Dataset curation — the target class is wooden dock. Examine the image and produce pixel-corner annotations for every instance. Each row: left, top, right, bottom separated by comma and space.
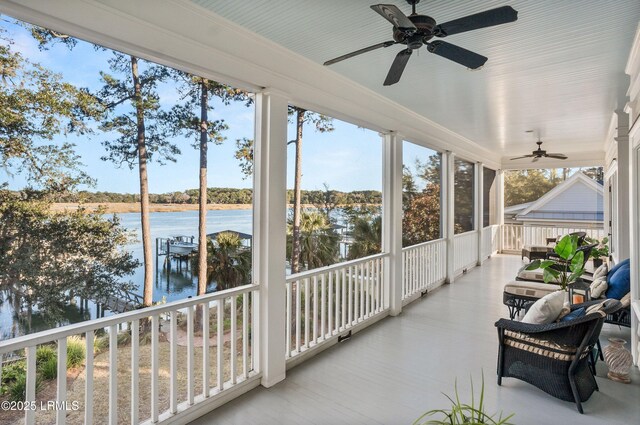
95, 290, 144, 313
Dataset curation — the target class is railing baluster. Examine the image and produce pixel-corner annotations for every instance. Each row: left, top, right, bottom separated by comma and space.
25, 346, 36, 425
328, 270, 333, 335
170, 311, 178, 414
56, 338, 67, 425
242, 293, 248, 379
217, 299, 224, 390
108, 325, 117, 425
85, 331, 94, 425
286, 282, 291, 357
304, 277, 310, 348
230, 295, 237, 385
341, 268, 347, 330
359, 262, 364, 321
295, 279, 301, 352
151, 315, 159, 421
320, 273, 326, 339
131, 319, 139, 424
334, 270, 340, 333
187, 306, 194, 405
348, 265, 353, 326
312, 275, 318, 343
203, 302, 210, 397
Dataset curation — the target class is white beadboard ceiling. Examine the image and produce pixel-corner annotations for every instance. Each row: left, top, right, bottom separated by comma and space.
191, 0, 640, 159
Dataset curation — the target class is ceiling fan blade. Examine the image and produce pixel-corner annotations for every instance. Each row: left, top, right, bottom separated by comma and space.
435, 6, 518, 37
427, 41, 487, 69
384, 49, 412, 86
546, 154, 568, 160
510, 155, 535, 160
324, 41, 397, 66
371, 4, 417, 34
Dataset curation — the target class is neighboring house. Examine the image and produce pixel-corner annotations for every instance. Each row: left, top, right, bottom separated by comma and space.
505, 173, 603, 227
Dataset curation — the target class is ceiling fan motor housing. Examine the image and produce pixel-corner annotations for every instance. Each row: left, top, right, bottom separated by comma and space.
393, 14, 436, 47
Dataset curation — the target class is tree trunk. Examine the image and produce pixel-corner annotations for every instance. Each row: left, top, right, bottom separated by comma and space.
131, 56, 154, 307
291, 108, 305, 274
197, 80, 209, 296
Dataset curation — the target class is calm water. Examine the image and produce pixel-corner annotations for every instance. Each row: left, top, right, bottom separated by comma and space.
0, 209, 253, 339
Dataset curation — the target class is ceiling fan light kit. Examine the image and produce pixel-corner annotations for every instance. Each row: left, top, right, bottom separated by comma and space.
323, 0, 518, 85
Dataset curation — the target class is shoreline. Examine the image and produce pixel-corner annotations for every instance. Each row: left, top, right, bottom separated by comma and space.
50, 202, 253, 213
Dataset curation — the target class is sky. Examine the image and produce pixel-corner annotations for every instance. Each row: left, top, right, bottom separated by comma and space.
0, 18, 443, 195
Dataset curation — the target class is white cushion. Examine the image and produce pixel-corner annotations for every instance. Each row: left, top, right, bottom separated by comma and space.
504, 280, 558, 298
593, 263, 608, 280
590, 277, 608, 299
522, 291, 566, 324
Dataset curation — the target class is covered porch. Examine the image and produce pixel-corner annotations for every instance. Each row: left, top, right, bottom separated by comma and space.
194, 254, 640, 425
1, 1, 640, 424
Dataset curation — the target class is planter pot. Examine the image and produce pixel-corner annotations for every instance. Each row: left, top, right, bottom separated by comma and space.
604, 338, 632, 383
593, 258, 603, 268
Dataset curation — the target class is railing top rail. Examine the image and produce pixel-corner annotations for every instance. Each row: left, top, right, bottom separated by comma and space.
0, 284, 258, 354
286, 252, 388, 282
401, 238, 446, 252
453, 230, 478, 239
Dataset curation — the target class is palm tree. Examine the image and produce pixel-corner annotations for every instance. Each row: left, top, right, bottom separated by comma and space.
204, 232, 252, 291
347, 215, 382, 260
287, 211, 339, 271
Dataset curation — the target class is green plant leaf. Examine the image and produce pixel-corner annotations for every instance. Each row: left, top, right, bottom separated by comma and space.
539, 260, 555, 269
554, 235, 577, 260
543, 267, 560, 284
525, 260, 541, 270
570, 251, 584, 273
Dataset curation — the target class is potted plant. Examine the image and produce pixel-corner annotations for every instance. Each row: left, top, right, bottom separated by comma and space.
525, 234, 585, 291
413, 374, 514, 425
586, 236, 609, 268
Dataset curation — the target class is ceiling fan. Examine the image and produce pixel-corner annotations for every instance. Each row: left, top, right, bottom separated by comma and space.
323, 0, 518, 86
510, 140, 568, 162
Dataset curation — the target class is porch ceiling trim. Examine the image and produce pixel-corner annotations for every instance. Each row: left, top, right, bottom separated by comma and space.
0, 0, 501, 168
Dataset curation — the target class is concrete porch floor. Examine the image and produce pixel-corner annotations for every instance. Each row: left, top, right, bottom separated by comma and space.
193, 254, 640, 425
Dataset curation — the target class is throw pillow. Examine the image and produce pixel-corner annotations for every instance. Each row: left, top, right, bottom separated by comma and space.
593, 263, 608, 280
606, 264, 630, 300
590, 277, 608, 299
521, 291, 565, 324
560, 307, 586, 322
607, 258, 630, 279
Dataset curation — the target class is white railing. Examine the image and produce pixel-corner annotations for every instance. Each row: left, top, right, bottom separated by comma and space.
482, 225, 500, 259
500, 224, 605, 253
285, 253, 387, 360
402, 239, 446, 302
0, 285, 259, 425
453, 231, 478, 273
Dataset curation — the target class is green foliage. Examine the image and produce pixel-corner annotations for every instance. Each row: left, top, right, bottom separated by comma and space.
193, 232, 252, 290
7, 370, 42, 401
347, 215, 382, 260
0, 192, 139, 319
402, 154, 441, 246
286, 211, 340, 268
1, 361, 26, 395
0, 28, 101, 192
526, 234, 585, 290
414, 374, 514, 425
36, 345, 56, 365
587, 237, 609, 259
454, 158, 475, 234
234, 138, 254, 178
93, 334, 110, 354
66, 336, 85, 368
38, 356, 58, 380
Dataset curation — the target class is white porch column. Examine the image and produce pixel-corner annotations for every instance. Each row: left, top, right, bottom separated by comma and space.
495, 170, 505, 253
442, 151, 456, 283
616, 121, 631, 260
476, 163, 484, 265
382, 132, 403, 316
253, 90, 288, 387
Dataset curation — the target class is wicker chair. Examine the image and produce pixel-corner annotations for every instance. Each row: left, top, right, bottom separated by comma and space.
495, 299, 622, 413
